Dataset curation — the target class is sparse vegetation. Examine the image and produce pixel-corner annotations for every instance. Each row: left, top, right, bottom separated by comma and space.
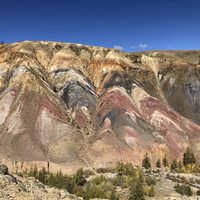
22, 166, 119, 199
174, 183, 193, 196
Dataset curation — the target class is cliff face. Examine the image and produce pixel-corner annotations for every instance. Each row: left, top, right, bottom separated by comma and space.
0, 41, 200, 173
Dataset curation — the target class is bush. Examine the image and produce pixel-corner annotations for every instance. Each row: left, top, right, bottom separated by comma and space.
96, 168, 107, 173
181, 176, 188, 183
85, 181, 116, 200
83, 169, 95, 178
111, 176, 126, 187
174, 183, 193, 196
145, 176, 157, 186
92, 174, 107, 185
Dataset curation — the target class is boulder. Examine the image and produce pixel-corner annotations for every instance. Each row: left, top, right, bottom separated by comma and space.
0, 163, 8, 175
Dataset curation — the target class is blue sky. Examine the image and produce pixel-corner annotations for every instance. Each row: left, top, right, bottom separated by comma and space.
1, 0, 200, 52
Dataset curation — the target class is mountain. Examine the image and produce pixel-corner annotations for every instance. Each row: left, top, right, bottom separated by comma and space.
0, 41, 200, 173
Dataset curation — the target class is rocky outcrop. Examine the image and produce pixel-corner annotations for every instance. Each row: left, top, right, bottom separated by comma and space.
0, 41, 200, 173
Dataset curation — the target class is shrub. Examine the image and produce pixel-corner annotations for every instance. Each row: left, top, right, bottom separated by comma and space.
145, 176, 157, 186
83, 169, 95, 178
92, 174, 107, 185
181, 176, 188, 183
196, 179, 200, 184
174, 183, 193, 196
145, 169, 151, 174
111, 176, 126, 187
96, 167, 109, 173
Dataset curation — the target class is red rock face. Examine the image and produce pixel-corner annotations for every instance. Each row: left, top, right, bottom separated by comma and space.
1, 41, 200, 173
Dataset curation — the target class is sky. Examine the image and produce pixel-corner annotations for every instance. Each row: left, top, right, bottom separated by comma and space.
0, 0, 200, 52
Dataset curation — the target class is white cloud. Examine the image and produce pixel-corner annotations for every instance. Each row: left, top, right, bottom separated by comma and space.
169, 45, 171, 48
131, 46, 136, 49
114, 45, 123, 50
139, 44, 147, 48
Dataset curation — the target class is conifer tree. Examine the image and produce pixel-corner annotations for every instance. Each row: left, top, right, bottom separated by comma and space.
163, 154, 169, 167
116, 162, 127, 177
142, 153, 151, 169
171, 158, 178, 170
73, 168, 86, 186
149, 184, 155, 197
178, 160, 183, 169
156, 158, 161, 168
109, 189, 119, 200
33, 165, 38, 178
183, 147, 196, 166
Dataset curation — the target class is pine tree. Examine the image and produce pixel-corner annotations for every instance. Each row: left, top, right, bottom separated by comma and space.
73, 168, 86, 186
178, 160, 183, 169
109, 190, 119, 200
32, 165, 38, 178
142, 153, 151, 169
187, 185, 193, 196
163, 154, 169, 167
149, 184, 155, 197
28, 167, 33, 177
171, 159, 178, 170
156, 158, 161, 168
183, 147, 196, 166
116, 162, 127, 177
129, 180, 145, 200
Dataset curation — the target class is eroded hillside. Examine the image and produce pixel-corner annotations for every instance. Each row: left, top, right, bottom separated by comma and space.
0, 41, 200, 173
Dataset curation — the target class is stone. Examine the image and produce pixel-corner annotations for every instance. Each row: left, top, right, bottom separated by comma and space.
0, 163, 8, 175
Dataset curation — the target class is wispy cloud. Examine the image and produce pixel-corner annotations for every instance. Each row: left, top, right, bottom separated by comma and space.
131, 46, 136, 49
169, 45, 171, 48
114, 45, 123, 50
139, 44, 147, 48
